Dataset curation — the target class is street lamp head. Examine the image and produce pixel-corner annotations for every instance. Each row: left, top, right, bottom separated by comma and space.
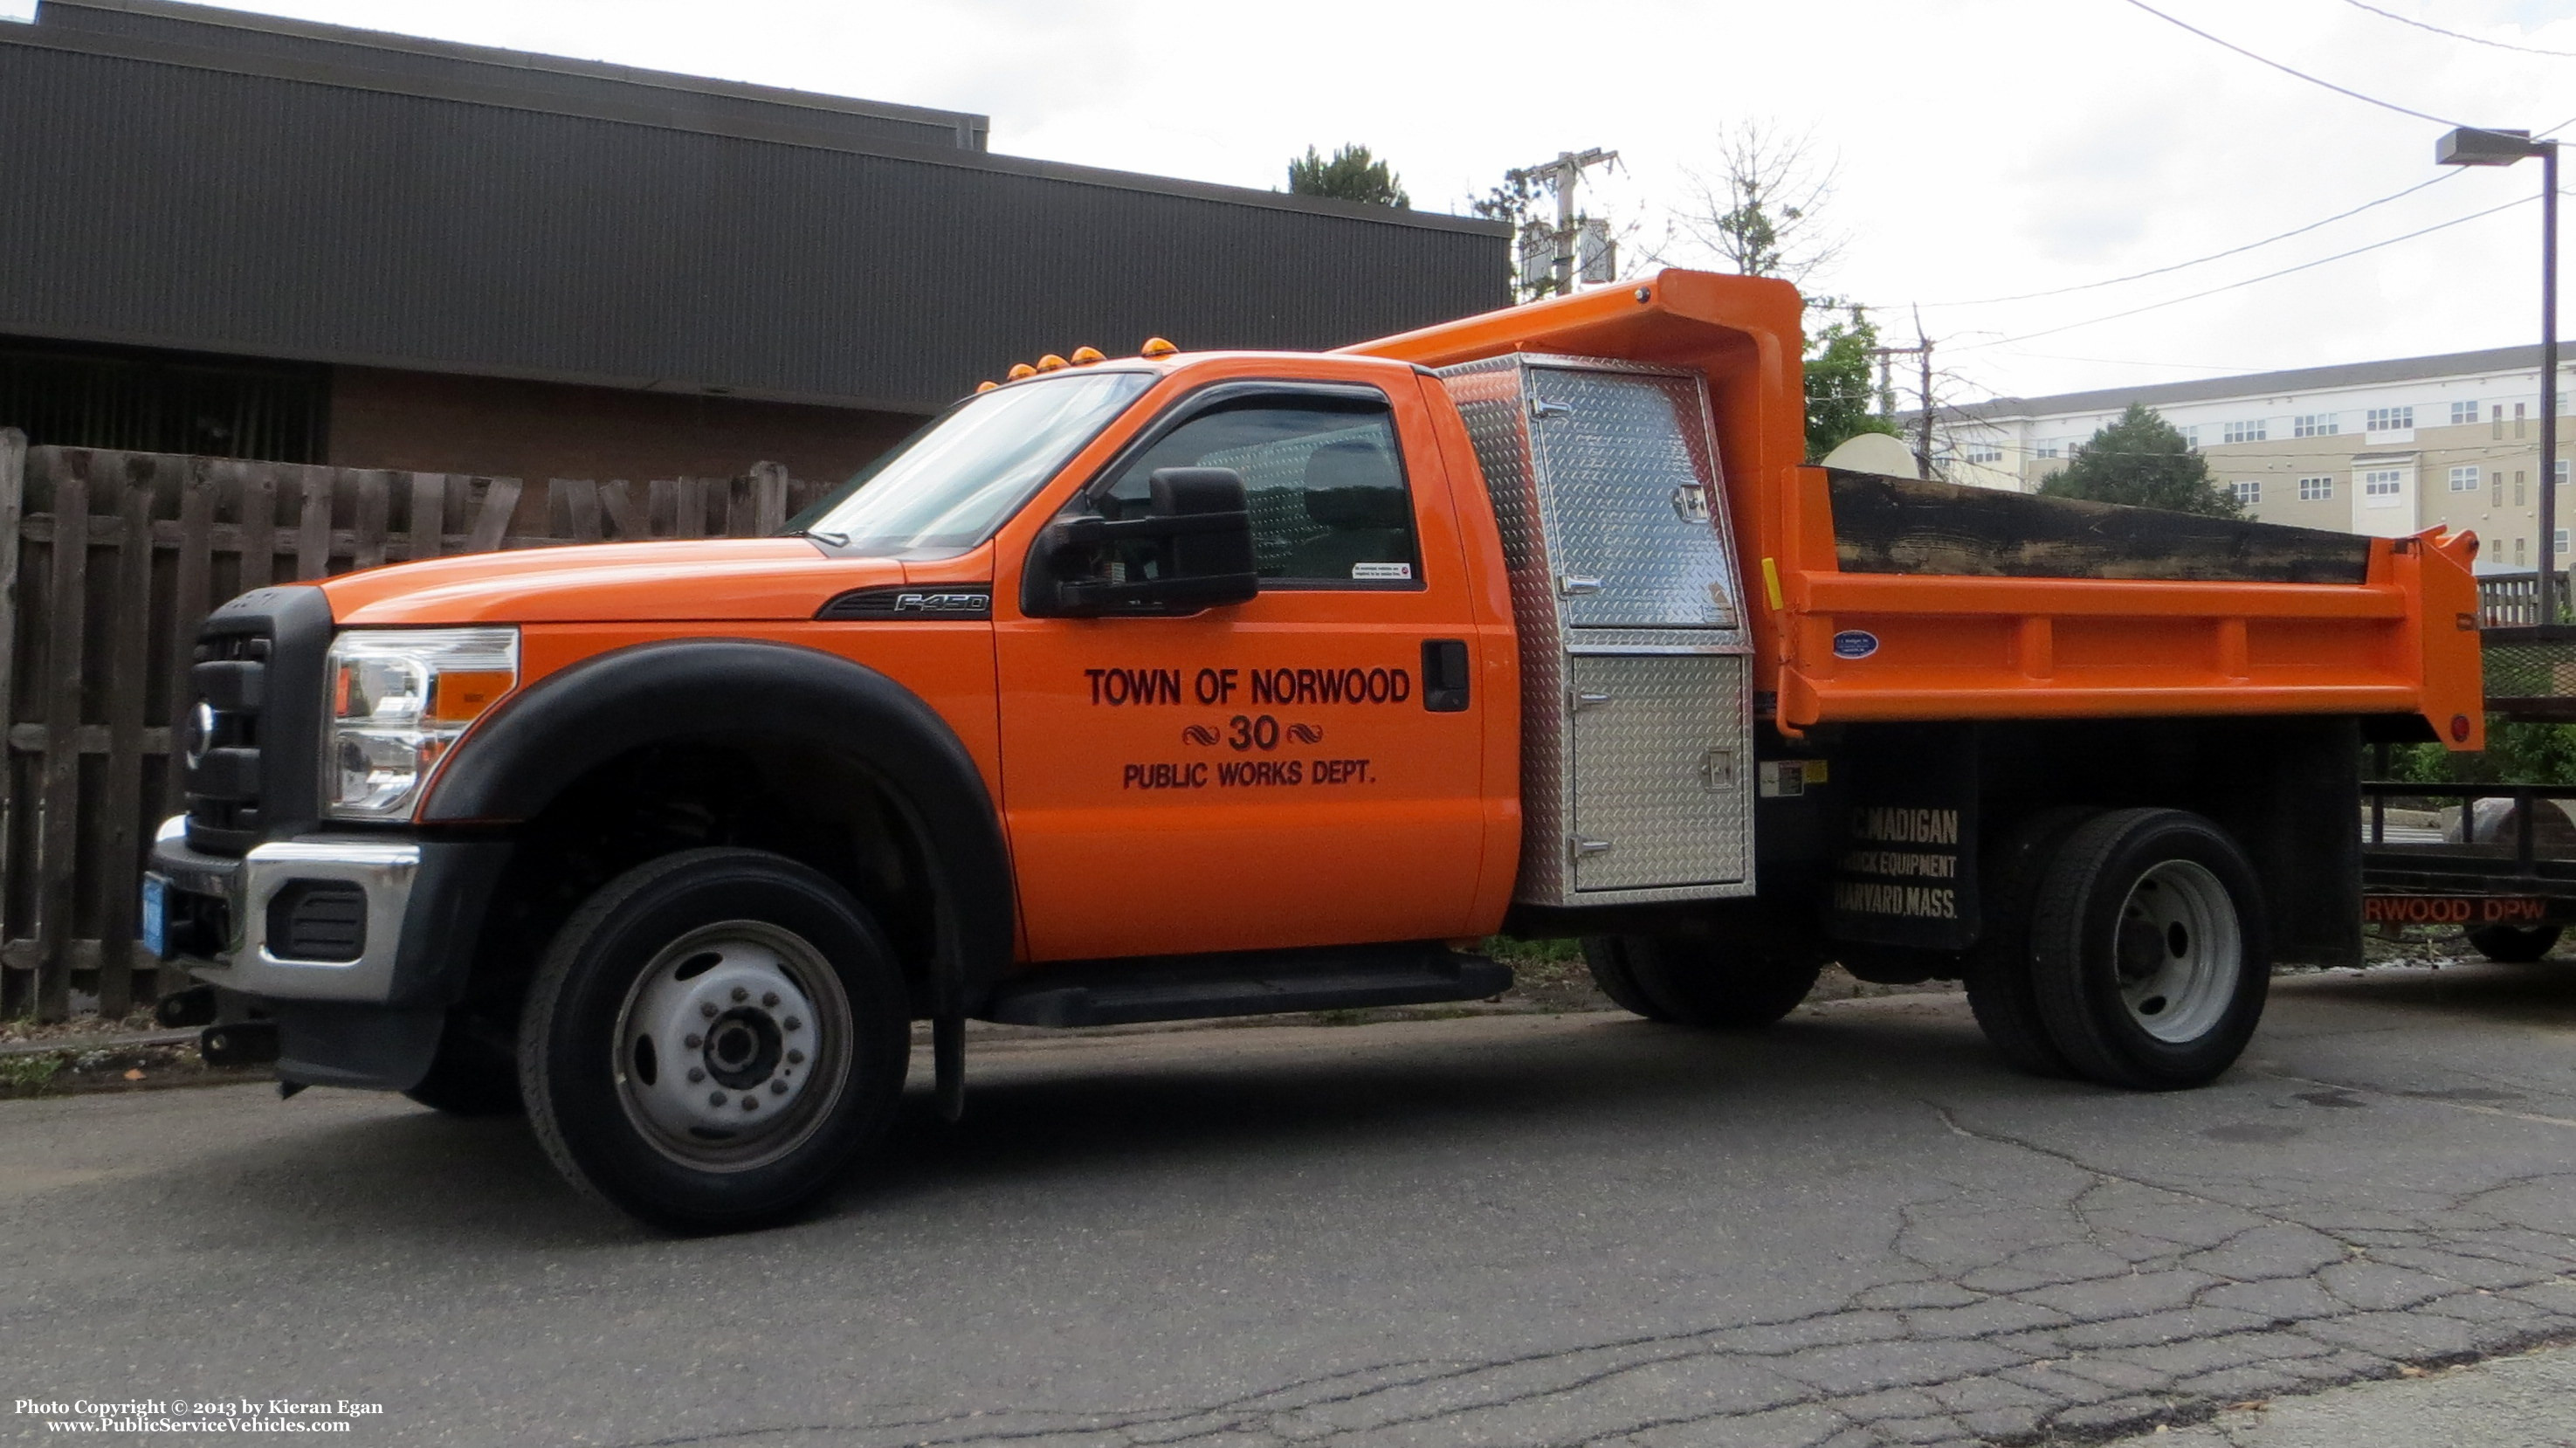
2437, 127, 2545, 167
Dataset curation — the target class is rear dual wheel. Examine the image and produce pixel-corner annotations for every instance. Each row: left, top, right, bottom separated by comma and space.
1974, 808, 2269, 1091
1583, 904, 1827, 1030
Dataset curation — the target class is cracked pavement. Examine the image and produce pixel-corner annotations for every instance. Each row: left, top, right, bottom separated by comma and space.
5, 962, 2574, 1447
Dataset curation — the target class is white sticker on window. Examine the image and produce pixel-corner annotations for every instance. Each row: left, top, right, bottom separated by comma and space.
1350, 562, 1412, 581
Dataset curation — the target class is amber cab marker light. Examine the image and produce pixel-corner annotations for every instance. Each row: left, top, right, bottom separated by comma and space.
1036, 353, 1069, 372
1007, 362, 1037, 381
975, 380, 999, 392
1069, 346, 1105, 366
1140, 337, 1178, 358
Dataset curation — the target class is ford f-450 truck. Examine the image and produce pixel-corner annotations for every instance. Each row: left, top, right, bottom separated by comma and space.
146, 271, 2485, 1230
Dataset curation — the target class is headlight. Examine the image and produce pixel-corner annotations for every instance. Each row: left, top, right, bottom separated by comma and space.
323, 627, 520, 820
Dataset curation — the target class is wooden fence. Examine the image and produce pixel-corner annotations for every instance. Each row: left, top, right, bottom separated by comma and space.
0, 428, 830, 1021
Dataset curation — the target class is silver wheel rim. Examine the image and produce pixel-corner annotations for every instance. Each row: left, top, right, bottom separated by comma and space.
612, 921, 851, 1172
2112, 859, 2242, 1043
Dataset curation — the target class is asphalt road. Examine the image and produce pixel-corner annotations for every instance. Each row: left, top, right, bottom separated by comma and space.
5, 963, 2574, 1448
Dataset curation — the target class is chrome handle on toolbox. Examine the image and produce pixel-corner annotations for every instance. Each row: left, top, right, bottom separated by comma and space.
1570, 836, 1613, 859
1572, 689, 1612, 710
1559, 574, 1603, 596
1701, 748, 1739, 790
1528, 398, 1571, 420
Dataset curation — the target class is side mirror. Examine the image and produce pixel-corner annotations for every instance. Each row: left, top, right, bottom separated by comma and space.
1030, 467, 1260, 617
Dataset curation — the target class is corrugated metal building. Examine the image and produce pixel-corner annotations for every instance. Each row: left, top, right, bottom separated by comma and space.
0, 0, 1509, 482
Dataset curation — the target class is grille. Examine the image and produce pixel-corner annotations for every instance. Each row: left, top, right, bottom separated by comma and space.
266, 880, 366, 962
183, 631, 272, 853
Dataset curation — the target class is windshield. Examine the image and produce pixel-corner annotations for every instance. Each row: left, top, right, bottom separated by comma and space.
794, 370, 1155, 556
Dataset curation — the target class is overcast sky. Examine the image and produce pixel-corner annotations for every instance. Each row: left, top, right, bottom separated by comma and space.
154, 0, 2576, 407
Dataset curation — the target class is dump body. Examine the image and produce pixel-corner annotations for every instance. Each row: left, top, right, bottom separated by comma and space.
1350, 269, 2487, 751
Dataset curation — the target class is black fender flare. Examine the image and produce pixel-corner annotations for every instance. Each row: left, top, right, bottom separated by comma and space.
424, 638, 1014, 1016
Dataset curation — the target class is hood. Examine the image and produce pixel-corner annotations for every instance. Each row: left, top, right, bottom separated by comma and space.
321, 538, 906, 625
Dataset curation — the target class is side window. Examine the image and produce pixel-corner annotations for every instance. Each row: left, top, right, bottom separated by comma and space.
1100, 392, 1419, 587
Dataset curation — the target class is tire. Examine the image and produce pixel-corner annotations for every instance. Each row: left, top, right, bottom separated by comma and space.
403, 1011, 521, 1116
1962, 808, 2094, 1079
2466, 923, 2561, 963
519, 848, 910, 1232
2028, 809, 2269, 1092
1585, 906, 1826, 1030
1581, 936, 1676, 1021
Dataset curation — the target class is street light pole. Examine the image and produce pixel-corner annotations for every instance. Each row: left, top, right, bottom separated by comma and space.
2439, 127, 2561, 623
2545, 141, 2559, 623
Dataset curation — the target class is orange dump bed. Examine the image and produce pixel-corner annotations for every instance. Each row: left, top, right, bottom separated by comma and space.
1347, 269, 2487, 751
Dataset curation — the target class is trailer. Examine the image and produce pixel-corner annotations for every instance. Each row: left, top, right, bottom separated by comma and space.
2362, 617, 2576, 961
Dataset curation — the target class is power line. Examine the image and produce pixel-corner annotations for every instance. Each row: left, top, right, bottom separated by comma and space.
2116, 0, 2472, 128
1999, 350, 2281, 372
1958, 190, 2548, 351
1900, 112, 2576, 321
1916, 174, 2458, 307
2340, 0, 2576, 59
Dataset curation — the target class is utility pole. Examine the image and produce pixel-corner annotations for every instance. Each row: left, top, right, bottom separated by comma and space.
1870, 323, 1937, 477
1508, 148, 1619, 296
1918, 328, 1936, 479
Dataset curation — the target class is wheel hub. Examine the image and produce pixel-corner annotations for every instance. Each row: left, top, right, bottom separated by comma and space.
616, 927, 829, 1153
2113, 859, 2242, 1044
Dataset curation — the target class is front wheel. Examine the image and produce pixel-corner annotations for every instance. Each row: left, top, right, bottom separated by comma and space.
520, 848, 910, 1232
2028, 809, 2269, 1091
2466, 923, 2561, 963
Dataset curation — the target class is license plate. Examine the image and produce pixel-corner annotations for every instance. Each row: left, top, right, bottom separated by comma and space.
141, 873, 169, 958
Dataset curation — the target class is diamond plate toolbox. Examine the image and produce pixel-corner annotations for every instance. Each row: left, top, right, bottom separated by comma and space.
1434, 355, 1756, 907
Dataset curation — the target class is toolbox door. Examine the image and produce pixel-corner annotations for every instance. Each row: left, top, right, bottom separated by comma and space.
1566, 652, 1751, 891
1524, 366, 1740, 631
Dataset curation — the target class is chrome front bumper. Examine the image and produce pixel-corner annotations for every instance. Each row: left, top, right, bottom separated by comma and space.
148, 814, 423, 1003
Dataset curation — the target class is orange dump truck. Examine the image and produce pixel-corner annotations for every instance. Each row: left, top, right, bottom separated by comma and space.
145, 270, 2483, 1228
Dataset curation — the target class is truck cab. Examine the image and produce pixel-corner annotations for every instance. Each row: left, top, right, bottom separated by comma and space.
148, 271, 2484, 1230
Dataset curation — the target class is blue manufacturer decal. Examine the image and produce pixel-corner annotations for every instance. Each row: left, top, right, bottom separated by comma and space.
1831, 630, 1880, 660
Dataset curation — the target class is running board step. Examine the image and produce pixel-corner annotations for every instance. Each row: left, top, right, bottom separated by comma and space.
980, 944, 1513, 1029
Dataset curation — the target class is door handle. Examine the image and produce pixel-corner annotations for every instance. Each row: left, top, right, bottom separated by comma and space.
1571, 690, 1612, 710
1422, 638, 1471, 713
1570, 836, 1613, 860
1701, 748, 1739, 790
1559, 574, 1603, 596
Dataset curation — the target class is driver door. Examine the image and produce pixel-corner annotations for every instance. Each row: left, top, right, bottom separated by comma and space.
994, 380, 1491, 962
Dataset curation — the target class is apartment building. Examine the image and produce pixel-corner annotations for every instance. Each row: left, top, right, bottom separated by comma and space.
1945, 346, 2573, 570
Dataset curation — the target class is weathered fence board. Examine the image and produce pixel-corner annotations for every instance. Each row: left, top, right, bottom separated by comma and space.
0, 431, 832, 1020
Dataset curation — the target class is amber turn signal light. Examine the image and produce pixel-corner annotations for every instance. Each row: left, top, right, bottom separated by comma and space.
429, 670, 516, 726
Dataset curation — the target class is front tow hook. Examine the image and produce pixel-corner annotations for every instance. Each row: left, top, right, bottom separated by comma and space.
155, 984, 217, 1029
199, 1021, 279, 1067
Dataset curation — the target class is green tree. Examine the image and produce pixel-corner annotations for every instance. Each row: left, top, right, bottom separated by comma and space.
1804, 303, 1901, 462
2039, 403, 2243, 518
2385, 721, 2576, 787
1286, 145, 1409, 209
